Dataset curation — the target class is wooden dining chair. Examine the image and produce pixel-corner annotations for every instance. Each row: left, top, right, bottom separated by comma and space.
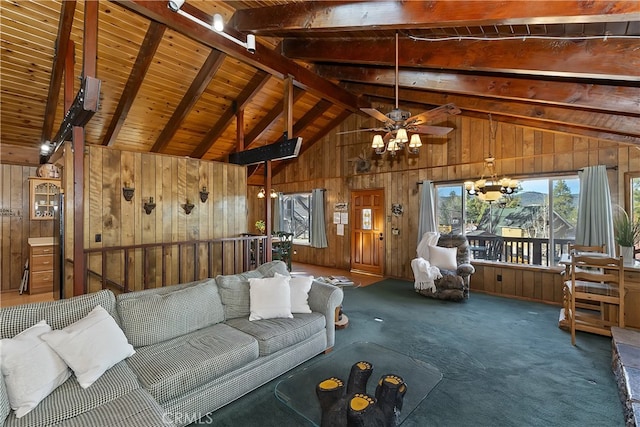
561, 244, 607, 327
567, 254, 624, 345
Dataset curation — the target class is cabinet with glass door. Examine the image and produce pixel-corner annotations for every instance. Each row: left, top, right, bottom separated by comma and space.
29, 178, 60, 220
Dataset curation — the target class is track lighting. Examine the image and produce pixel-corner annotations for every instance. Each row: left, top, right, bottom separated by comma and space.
167, 0, 184, 12
167, 2, 256, 53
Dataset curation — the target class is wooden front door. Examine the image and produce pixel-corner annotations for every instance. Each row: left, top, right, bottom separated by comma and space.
351, 189, 385, 276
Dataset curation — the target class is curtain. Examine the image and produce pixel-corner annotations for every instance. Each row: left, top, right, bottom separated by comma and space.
575, 165, 616, 256
310, 188, 328, 248
273, 193, 284, 232
417, 180, 438, 244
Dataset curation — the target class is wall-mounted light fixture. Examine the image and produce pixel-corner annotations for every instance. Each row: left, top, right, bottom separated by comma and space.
122, 183, 135, 202
167, 1, 256, 53
182, 199, 195, 215
257, 188, 277, 199
143, 197, 156, 215
200, 186, 209, 203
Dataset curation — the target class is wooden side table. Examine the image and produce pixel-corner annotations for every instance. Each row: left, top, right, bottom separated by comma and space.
335, 306, 349, 329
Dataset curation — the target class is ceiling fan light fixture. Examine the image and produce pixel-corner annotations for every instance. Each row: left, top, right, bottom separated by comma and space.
395, 128, 408, 143
409, 134, 422, 148
387, 139, 400, 152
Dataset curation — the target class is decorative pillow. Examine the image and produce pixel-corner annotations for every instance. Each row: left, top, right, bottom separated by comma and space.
0, 320, 71, 418
276, 273, 313, 313
428, 245, 458, 271
41, 305, 135, 389
248, 276, 293, 321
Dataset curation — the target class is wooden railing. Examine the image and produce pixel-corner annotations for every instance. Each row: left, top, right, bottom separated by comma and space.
467, 236, 574, 267
84, 235, 268, 294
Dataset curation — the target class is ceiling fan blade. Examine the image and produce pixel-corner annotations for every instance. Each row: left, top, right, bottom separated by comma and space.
405, 103, 461, 125
414, 125, 455, 136
336, 127, 387, 135
360, 108, 393, 124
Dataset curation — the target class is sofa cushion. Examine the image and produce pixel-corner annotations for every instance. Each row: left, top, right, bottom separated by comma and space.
2, 361, 140, 427
225, 312, 325, 356
0, 290, 116, 339
116, 279, 224, 347
126, 323, 259, 404
51, 388, 172, 427
216, 261, 289, 320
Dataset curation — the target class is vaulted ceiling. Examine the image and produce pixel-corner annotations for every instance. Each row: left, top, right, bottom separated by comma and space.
1, 1, 639, 183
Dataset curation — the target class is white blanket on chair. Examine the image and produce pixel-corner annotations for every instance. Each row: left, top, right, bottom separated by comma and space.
411, 257, 442, 293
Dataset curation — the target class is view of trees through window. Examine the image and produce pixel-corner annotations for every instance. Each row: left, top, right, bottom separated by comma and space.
280, 193, 311, 245
631, 176, 640, 224
436, 177, 580, 266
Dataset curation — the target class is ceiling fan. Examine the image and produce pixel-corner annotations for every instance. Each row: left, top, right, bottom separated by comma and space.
338, 33, 461, 154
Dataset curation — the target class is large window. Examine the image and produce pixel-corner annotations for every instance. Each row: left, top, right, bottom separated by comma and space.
435, 176, 580, 266
279, 193, 312, 245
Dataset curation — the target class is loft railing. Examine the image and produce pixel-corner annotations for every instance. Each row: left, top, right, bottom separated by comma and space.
83, 235, 268, 294
466, 236, 574, 267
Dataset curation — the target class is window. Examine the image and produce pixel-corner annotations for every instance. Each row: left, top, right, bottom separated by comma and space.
280, 193, 312, 245
629, 173, 640, 223
435, 176, 580, 266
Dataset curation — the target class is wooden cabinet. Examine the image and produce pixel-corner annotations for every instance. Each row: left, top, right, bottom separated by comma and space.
28, 237, 55, 294
29, 178, 60, 220
624, 265, 640, 330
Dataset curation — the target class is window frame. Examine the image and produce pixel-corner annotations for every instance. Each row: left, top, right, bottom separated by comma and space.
279, 192, 312, 246
434, 174, 580, 267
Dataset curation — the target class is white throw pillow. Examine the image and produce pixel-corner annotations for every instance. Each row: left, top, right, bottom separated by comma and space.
41, 305, 135, 389
428, 245, 458, 271
248, 276, 293, 321
276, 273, 313, 313
0, 320, 71, 418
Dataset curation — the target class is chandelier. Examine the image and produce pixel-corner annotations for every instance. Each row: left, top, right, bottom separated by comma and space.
464, 114, 518, 202
257, 188, 277, 199
371, 128, 422, 156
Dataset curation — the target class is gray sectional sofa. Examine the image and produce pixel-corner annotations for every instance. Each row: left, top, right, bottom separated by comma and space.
0, 261, 343, 427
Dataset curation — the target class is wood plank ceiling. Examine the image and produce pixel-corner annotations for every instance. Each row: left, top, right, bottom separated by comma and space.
1, 1, 639, 183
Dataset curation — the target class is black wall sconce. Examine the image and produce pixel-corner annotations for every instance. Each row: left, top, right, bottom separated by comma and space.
200, 186, 209, 203
122, 183, 134, 201
182, 199, 195, 215
143, 197, 156, 215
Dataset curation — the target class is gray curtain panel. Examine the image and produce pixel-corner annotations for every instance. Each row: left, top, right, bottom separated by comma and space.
575, 165, 616, 256
310, 188, 328, 248
417, 180, 437, 244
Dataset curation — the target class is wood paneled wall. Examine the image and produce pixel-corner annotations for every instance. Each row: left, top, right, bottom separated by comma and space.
0, 164, 53, 293
84, 145, 248, 293
268, 107, 639, 301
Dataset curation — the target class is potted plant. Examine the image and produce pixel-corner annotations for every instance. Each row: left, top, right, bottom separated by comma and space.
255, 220, 266, 234
613, 209, 640, 264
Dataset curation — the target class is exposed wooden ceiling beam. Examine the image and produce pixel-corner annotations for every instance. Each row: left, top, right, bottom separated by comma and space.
244, 88, 305, 150
285, 37, 640, 81
234, 1, 640, 33
191, 71, 270, 159
41, 0, 76, 143
102, 21, 166, 146
316, 64, 640, 115
152, 50, 226, 153
345, 82, 640, 144
114, 0, 368, 112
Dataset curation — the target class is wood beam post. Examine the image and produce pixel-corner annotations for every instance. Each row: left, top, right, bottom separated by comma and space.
73, 0, 98, 295
265, 160, 272, 261
283, 76, 294, 138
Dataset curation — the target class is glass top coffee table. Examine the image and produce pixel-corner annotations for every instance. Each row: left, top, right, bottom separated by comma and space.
275, 342, 442, 426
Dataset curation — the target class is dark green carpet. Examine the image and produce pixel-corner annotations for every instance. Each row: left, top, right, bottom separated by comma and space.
193, 279, 624, 426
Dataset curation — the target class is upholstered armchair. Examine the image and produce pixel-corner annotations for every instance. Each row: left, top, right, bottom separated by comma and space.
411, 233, 475, 301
